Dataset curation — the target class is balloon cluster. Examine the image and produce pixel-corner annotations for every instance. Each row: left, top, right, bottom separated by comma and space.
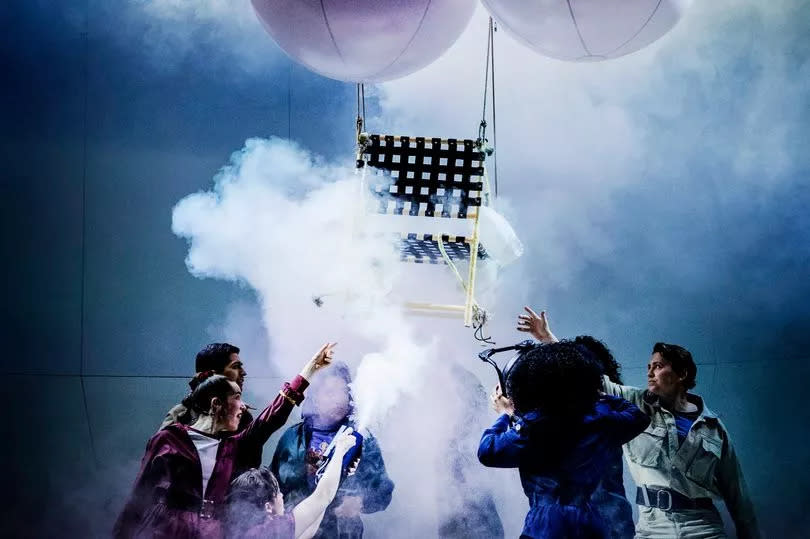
250, 0, 692, 84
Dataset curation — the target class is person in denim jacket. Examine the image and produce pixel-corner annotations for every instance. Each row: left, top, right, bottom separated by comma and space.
271, 362, 394, 539
478, 341, 649, 538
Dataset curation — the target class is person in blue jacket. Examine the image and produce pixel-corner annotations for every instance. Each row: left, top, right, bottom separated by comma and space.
478, 341, 650, 539
518, 309, 634, 538
271, 362, 394, 539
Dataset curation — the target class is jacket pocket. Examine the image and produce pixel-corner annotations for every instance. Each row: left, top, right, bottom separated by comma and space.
625, 425, 666, 467
685, 435, 722, 488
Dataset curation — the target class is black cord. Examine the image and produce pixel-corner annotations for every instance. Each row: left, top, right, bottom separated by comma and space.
361, 83, 366, 125
489, 19, 499, 198
472, 307, 496, 345
480, 17, 493, 131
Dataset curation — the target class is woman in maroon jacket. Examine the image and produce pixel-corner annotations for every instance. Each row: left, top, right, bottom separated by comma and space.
113, 343, 336, 539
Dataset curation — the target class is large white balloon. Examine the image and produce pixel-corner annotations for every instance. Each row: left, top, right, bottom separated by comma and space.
251, 0, 477, 83
481, 0, 692, 62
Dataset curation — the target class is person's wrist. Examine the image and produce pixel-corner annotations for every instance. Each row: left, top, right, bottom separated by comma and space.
299, 363, 316, 380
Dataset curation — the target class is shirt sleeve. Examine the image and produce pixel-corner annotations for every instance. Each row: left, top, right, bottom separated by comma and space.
477, 414, 529, 468
236, 375, 310, 449
601, 375, 646, 408
717, 430, 761, 539
600, 395, 651, 445
353, 433, 394, 514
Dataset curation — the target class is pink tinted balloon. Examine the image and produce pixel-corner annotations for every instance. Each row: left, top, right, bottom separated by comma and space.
251, 0, 477, 83
482, 0, 691, 62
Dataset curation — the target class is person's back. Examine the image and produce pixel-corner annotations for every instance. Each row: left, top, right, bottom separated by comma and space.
515, 396, 646, 536
589, 448, 634, 539
478, 341, 648, 539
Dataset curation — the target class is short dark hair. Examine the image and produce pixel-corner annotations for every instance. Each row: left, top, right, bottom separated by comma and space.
506, 341, 601, 418
572, 335, 623, 384
652, 342, 697, 390
195, 343, 240, 373
182, 374, 237, 415
226, 467, 281, 531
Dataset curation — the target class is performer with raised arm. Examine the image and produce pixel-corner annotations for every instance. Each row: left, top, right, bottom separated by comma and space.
271, 361, 394, 539
113, 343, 336, 539
519, 307, 761, 538
478, 340, 649, 538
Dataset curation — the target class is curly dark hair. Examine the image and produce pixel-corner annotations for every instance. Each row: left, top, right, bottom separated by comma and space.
571, 335, 623, 384
506, 341, 601, 418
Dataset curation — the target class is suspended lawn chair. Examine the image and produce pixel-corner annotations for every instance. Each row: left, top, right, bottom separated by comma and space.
345, 20, 514, 341
356, 133, 492, 330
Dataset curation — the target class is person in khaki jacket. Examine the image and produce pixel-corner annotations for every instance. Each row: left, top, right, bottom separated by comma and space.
518, 308, 761, 539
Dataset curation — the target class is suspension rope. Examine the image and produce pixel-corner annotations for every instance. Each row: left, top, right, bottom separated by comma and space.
480, 17, 493, 133
361, 83, 366, 125
477, 18, 499, 198
356, 83, 367, 138
489, 19, 499, 198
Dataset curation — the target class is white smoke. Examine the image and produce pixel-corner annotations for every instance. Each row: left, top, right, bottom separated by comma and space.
165, 1, 808, 537
171, 137, 505, 434
129, 0, 278, 71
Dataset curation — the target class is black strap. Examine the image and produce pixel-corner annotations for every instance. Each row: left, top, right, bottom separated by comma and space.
636, 486, 714, 511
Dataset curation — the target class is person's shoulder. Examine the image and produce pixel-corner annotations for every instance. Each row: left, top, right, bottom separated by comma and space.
511, 410, 547, 433
147, 423, 191, 452
166, 402, 187, 414
156, 421, 190, 436
279, 420, 305, 439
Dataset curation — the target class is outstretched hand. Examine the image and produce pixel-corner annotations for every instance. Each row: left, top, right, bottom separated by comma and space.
517, 307, 558, 343
300, 342, 336, 380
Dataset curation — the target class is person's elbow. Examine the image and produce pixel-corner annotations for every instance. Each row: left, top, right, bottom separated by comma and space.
634, 411, 651, 431
477, 443, 500, 467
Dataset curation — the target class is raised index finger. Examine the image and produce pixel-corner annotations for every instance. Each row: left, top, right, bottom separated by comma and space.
524, 306, 540, 319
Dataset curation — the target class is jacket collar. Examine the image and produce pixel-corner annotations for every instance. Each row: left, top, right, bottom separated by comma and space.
643, 391, 718, 422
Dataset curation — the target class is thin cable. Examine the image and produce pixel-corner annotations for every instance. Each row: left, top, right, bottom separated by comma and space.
490, 19, 499, 198
480, 17, 493, 129
78, 6, 99, 469
361, 83, 366, 126
287, 63, 292, 139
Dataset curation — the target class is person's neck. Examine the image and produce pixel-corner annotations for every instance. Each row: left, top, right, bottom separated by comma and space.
190, 414, 222, 435
660, 391, 694, 413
